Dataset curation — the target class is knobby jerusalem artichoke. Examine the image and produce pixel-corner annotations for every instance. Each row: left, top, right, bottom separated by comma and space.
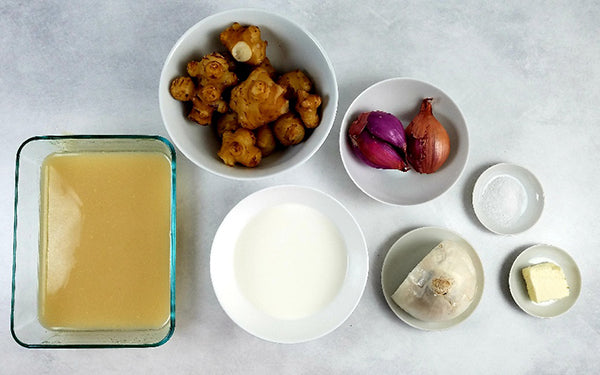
220, 22, 267, 65
229, 67, 289, 130
273, 112, 305, 146
170, 52, 238, 126
217, 128, 262, 167
255, 125, 277, 157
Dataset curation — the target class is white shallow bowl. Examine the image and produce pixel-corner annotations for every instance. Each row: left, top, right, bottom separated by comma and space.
339, 77, 469, 205
473, 163, 544, 235
210, 185, 368, 343
381, 227, 484, 330
509, 244, 581, 318
159, 9, 338, 180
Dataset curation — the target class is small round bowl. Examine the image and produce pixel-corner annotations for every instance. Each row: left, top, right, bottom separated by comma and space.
159, 9, 338, 180
473, 163, 544, 235
210, 185, 368, 343
381, 227, 484, 330
339, 77, 469, 205
509, 244, 581, 318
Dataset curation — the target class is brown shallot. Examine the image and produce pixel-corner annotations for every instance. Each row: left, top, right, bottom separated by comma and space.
405, 98, 450, 174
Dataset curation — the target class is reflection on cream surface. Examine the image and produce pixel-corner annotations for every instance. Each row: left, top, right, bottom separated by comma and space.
38, 152, 172, 330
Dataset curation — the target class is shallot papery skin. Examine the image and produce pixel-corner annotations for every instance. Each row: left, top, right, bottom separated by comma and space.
348, 111, 409, 171
348, 112, 369, 137
405, 98, 450, 174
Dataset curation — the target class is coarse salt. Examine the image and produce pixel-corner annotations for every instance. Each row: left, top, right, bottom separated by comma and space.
480, 175, 528, 229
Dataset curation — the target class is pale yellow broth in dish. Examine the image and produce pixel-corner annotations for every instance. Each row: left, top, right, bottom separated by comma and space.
38, 152, 172, 330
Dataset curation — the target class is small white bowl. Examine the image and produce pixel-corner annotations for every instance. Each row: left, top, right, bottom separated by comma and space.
381, 227, 484, 330
210, 185, 368, 343
339, 77, 469, 205
159, 9, 338, 180
473, 163, 544, 234
509, 244, 581, 318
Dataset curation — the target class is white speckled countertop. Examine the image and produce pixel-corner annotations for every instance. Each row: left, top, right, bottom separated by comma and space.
2, 1, 599, 373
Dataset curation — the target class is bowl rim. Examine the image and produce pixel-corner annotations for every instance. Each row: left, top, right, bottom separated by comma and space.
11, 134, 177, 348
158, 8, 339, 180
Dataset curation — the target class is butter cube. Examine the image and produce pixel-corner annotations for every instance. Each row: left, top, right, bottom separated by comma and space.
522, 262, 569, 303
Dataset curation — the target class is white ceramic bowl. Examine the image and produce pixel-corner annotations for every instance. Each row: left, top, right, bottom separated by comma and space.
339, 77, 469, 205
159, 9, 338, 179
473, 163, 544, 235
210, 185, 368, 343
509, 244, 581, 318
381, 227, 484, 330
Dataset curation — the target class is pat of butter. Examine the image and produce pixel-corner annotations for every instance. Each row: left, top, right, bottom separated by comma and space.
522, 262, 569, 303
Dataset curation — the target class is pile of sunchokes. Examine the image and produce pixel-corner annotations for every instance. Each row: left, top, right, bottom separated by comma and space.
169, 22, 323, 168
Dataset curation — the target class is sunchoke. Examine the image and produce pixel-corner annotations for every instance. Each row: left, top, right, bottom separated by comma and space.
229, 67, 289, 130
217, 128, 262, 167
169, 76, 196, 101
216, 111, 240, 137
278, 70, 321, 128
295, 89, 321, 129
255, 125, 276, 157
273, 113, 305, 146
187, 96, 213, 126
220, 22, 267, 65
187, 52, 238, 94
278, 70, 312, 99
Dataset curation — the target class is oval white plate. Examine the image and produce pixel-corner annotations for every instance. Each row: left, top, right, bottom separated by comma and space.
210, 185, 368, 343
381, 227, 484, 330
509, 244, 581, 318
473, 163, 544, 235
339, 77, 469, 205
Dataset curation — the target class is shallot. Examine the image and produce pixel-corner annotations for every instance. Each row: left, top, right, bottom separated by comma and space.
348, 111, 409, 172
405, 98, 450, 174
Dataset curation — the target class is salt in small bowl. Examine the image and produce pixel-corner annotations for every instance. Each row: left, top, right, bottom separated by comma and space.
472, 163, 544, 235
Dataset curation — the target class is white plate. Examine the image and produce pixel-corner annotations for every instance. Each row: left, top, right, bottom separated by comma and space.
381, 227, 484, 330
210, 185, 368, 343
509, 244, 581, 318
339, 77, 469, 205
473, 163, 544, 234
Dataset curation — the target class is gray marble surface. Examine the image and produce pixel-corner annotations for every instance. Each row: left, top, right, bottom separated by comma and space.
2, 1, 599, 373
